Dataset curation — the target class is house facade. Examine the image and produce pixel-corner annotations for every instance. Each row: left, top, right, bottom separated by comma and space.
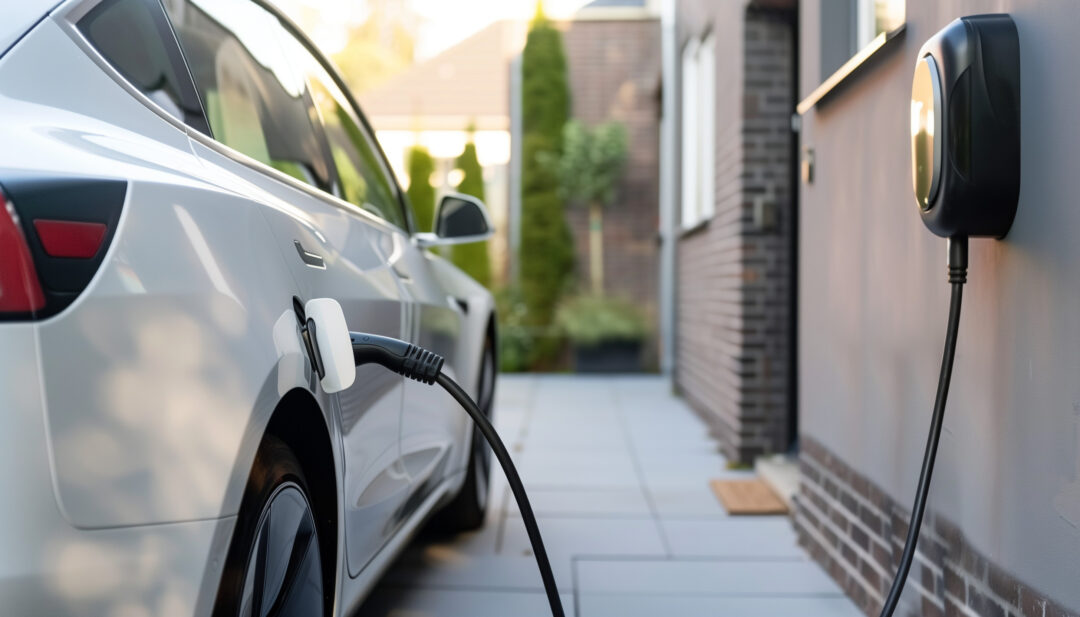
666, 0, 798, 464
795, 1, 1080, 615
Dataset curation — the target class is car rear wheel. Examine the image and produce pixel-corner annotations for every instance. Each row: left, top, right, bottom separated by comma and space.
214, 437, 326, 617
438, 335, 495, 531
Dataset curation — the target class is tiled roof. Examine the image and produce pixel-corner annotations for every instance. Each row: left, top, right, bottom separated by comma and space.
358, 20, 527, 131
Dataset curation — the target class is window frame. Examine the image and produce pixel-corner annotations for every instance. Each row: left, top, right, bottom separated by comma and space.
65, 0, 212, 136
797, 0, 906, 114
679, 32, 716, 231
679, 37, 699, 230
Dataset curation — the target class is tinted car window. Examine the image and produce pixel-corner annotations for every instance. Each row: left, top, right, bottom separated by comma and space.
281, 35, 407, 229
163, 0, 333, 192
78, 0, 209, 134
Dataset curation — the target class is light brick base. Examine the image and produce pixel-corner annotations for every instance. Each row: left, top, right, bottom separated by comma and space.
794, 436, 1075, 617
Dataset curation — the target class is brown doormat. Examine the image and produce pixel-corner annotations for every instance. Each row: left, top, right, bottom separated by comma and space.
710, 478, 789, 515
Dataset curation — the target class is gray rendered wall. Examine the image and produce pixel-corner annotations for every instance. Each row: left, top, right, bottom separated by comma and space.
799, 0, 1080, 608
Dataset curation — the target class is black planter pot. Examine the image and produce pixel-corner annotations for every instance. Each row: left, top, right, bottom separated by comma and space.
571, 339, 642, 373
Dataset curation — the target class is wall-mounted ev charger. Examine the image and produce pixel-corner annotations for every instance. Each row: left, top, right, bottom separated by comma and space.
911, 14, 1021, 238
880, 14, 1020, 617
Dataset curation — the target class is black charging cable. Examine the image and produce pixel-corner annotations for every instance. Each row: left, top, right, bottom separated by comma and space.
879, 236, 967, 617
349, 332, 566, 617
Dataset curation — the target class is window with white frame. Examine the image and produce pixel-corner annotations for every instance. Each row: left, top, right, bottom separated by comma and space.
680, 33, 716, 229
820, 0, 905, 79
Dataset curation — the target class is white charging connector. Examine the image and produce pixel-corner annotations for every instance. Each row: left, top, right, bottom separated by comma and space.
303, 298, 355, 394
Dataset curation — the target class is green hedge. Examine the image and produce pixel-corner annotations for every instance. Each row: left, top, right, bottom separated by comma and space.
451, 140, 492, 288
516, 9, 574, 367
406, 146, 435, 232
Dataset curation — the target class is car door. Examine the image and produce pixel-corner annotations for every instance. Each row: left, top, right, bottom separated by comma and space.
395, 240, 467, 504
163, 0, 409, 576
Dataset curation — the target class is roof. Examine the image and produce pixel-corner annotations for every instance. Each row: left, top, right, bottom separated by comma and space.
358, 20, 527, 131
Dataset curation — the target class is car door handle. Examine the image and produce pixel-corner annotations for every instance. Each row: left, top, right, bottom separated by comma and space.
294, 240, 325, 269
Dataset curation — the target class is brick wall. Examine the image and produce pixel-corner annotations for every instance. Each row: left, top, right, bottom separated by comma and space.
562, 18, 662, 366
795, 436, 1077, 617
674, 3, 795, 463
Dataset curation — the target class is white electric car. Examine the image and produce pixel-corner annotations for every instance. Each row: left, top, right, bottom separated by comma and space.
0, 0, 498, 615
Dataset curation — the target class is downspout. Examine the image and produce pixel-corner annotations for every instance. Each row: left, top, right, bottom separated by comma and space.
658, 0, 677, 376
787, 3, 800, 449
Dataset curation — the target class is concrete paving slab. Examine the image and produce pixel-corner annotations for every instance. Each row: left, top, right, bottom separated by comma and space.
504, 487, 652, 517
575, 558, 841, 596
363, 587, 575, 617
499, 517, 667, 560
660, 518, 805, 558
577, 593, 864, 617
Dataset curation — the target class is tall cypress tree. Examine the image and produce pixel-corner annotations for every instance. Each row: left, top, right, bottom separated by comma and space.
452, 135, 492, 287
519, 4, 574, 358
406, 145, 435, 232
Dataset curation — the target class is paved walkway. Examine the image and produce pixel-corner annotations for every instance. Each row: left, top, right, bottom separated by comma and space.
360, 375, 862, 616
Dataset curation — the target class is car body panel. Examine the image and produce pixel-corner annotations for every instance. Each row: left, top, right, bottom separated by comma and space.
0, 322, 230, 617
2, 16, 295, 528
0, 1, 57, 57
0, 0, 497, 614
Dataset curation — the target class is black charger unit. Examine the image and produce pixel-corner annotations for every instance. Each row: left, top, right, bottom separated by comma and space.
911, 14, 1021, 238
882, 14, 1022, 617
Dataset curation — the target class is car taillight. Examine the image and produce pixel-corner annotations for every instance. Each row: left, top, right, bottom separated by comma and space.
0, 189, 46, 314
0, 177, 126, 321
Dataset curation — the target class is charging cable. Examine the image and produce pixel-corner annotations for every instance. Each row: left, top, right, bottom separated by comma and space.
879, 236, 967, 617
349, 333, 566, 617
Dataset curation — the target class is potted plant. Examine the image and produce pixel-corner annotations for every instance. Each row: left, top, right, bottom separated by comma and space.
545, 120, 628, 295
556, 294, 647, 373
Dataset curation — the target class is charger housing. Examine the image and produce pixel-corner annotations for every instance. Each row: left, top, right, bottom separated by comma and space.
912, 14, 1020, 238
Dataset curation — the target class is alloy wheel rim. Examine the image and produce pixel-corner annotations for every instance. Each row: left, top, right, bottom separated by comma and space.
239, 482, 323, 617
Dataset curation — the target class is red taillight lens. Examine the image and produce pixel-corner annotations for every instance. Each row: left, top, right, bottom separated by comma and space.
0, 190, 46, 313
33, 219, 107, 258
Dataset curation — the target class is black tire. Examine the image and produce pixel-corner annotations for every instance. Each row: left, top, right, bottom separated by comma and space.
438, 335, 496, 531
213, 436, 327, 617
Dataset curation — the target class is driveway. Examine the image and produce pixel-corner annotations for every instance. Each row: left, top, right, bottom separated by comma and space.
359, 375, 862, 616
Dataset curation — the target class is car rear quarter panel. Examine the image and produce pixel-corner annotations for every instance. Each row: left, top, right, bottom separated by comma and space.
2, 17, 323, 528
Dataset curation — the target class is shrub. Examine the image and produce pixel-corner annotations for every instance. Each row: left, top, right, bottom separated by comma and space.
494, 286, 532, 372
546, 120, 628, 294
517, 5, 574, 367
555, 294, 648, 347
405, 146, 435, 232
451, 139, 492, 288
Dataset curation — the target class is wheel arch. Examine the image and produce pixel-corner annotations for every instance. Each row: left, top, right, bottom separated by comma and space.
263, 388, 339, 614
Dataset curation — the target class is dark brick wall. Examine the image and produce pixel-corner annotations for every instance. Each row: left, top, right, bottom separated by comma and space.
795, 436, 1077, 617
674, 3, 795, 463
562, 17, 662, 366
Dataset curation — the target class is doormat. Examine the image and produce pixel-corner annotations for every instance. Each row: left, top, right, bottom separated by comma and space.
710, 478, 789, 515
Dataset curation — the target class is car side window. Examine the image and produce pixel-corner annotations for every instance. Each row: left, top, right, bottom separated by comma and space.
280, 35, 407, 229
162, 0, 333, 193
78, 0, 210, 135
